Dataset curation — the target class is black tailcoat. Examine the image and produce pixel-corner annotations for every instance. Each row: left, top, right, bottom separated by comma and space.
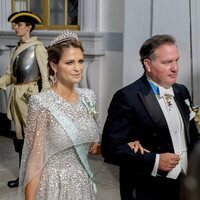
101, 74, 200, 200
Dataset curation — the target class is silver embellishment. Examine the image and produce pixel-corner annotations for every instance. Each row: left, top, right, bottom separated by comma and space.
49, 29, 79, 47
81, 96, 99, 121
164, 95, 173, 111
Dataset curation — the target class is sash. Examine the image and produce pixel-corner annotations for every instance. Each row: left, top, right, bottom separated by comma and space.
44, 101, 97, 193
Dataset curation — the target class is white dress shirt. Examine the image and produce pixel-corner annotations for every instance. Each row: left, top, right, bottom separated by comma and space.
149, 81, 188, 179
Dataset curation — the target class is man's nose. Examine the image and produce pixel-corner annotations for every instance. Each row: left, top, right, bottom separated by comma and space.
172, 61, 178, 71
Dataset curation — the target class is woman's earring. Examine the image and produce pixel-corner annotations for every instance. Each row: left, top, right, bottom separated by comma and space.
53, 71, 57, 83
49, 71, 57, 85
50, 63, 57, 84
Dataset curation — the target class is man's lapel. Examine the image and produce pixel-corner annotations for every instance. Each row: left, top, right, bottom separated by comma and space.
173, 86, 190, 142
138, 75, 190, 143
138, 76, 169, 130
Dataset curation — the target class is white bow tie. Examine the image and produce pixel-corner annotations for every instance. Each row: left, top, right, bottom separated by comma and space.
158, 86, 174, 98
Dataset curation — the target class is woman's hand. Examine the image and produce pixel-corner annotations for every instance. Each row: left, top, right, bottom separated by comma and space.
128, 140, 150, 154
89, 143, 101, 155
25, 173, 41, 200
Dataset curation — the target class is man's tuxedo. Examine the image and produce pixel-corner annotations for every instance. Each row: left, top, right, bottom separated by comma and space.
101, 74, 200, 200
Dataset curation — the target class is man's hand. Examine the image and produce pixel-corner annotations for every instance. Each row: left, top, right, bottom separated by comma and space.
159, 153, 180, 171
89, 143, 101, 155
128, 141, 150, 154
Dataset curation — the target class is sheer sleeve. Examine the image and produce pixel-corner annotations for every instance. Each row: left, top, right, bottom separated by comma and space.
19, 95, 49, 196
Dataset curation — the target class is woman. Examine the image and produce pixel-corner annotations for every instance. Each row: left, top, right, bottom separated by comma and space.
19, 30, 101, 200
19, 29, 145, 200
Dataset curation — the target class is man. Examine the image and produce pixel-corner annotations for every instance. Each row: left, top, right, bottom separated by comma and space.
101, 35, 200, 200
0, 11, 50, 188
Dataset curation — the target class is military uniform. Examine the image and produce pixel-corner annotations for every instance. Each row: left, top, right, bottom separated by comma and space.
0, 10, 50, 188
0, 36, 50, 139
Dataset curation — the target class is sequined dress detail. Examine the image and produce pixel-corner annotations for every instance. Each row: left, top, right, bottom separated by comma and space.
19, 88, 99, 200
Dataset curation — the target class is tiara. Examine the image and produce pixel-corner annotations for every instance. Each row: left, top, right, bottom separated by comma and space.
49, 29, 79, 47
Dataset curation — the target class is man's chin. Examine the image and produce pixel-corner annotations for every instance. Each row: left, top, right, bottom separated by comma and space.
169, 80, 177, 86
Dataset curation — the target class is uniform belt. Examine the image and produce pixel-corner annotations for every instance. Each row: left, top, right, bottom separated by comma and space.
12, 77, 40, 85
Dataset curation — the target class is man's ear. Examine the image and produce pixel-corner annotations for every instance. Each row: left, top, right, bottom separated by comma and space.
143, 59, 151, 72
27, 24, 32, 32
